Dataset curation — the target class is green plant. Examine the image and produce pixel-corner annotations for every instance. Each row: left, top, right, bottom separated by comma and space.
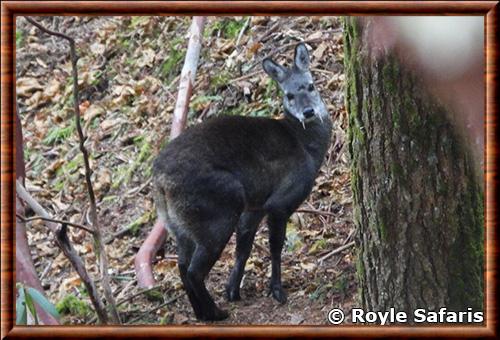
285, 221, 303, 252
333, 274, 349, 298
190, 95, 222, 111
206, 18, 247, 39
16, 283, 60, 325
55, 294, 92, 319
16, 29, 24, 47
210, 70, 231, 89
112, 137, 153, 188
43, 122, 76, 145
160, 38, 185, 83
309, 282, 333, 302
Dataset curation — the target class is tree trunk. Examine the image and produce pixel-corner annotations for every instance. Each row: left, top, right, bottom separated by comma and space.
343, 17, 484, 314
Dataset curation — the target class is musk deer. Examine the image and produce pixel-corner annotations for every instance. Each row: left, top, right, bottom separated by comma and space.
152, 43, 331, 321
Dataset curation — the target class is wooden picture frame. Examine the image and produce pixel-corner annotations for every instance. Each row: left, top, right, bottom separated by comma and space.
1, 1, 497, 338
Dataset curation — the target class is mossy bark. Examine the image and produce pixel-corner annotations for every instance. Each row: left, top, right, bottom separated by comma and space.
343, 17, 484, 314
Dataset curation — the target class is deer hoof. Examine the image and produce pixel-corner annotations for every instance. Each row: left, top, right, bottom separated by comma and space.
271, 286, 287, 304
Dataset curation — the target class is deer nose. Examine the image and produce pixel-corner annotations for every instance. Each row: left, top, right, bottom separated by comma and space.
303, 108, 315, 119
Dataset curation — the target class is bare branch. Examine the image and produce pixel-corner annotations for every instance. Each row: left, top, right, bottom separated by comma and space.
170, 16, 206, 139
16, 214, 95, 234
318, 241, 355, 263
127, 295, 181, 325
25, 16, 121, 324
136, 16, 206, 289
296, 208, 338, 218
16, 180, 109, 324
116, 285, 161, 307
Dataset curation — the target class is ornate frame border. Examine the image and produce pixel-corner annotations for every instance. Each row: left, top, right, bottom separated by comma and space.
1, 1, 497, 338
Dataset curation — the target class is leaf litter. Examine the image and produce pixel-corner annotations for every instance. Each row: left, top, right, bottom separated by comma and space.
16, 15, 355, 325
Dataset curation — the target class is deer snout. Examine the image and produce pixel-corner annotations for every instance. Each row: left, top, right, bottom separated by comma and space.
303, 108, 315, 119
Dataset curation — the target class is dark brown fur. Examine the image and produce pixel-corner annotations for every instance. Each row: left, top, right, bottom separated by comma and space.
152, 44, 332, 321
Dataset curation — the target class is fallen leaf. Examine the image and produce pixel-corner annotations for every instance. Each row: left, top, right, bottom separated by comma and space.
300, 262, 316, 272
17, 78, 44, 97
83, 104, 105, 122
137, 48, 156, 68
306, 31, 323, 41
43, 79, 61, 99
26, 91, 44, 109
313, 42, 328, 60
62, 276, 82, 292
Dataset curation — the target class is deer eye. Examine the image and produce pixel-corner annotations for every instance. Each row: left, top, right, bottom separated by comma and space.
286, 93, 295, 101
308, 83, 315, 92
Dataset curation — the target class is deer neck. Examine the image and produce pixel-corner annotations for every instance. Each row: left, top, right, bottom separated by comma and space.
283, 114, 332, 170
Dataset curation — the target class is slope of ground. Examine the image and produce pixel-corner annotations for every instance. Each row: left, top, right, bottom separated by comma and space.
16, 15, 355, 325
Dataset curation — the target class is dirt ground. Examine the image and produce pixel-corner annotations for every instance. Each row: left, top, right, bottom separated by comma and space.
16, 15, 356, 325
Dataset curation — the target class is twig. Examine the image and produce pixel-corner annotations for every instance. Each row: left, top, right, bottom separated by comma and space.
16, 179, 109, 324
228, 70, 264, 84
124, 177, 152, 197
25, 16, 121, 324
39, 259, 54, 281
258, 21, 280, 43
296, 208, 337, 218
87, 284, 164, 325
16, 214, 95, 234
311, 67, 337, 75
248, 29, 343, 71
318, 241, 355, 263
116, 285, 161, 307
127, 295, 180, 325
235, 17, 250, 46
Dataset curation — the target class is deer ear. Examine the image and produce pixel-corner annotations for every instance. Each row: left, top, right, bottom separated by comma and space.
294, 43, 310, 71
263, 58, 287, 82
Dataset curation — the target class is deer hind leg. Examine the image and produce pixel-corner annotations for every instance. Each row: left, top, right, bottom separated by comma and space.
174, 230, 205, 319
175, 171, 245, 320
226, 211, 266, 301
186, 217, 236, 321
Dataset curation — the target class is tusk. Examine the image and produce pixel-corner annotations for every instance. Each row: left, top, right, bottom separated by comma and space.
301, 120, 306, 129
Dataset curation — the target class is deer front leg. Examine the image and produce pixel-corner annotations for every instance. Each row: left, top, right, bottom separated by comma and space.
267, 212, 288, 304
226, 211, 265, 301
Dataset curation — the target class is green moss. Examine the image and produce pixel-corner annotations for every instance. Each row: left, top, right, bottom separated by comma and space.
392, 110, 401, 129
435, 176, 448, 195
355, 255, 365, 279
351, 121, 365, 144
372, 95, 382, 114
144, 287, 163, 302
210, 70, 231, 89
391, 162, 404, 178
447, 172, 484, 310
378, 220, 387, 241
56, 294, 91, 318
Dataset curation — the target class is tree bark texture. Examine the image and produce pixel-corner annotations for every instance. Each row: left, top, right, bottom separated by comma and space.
343, 17, 484, 313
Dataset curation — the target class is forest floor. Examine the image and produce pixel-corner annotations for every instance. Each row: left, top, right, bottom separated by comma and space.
16, 16, 356, 325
